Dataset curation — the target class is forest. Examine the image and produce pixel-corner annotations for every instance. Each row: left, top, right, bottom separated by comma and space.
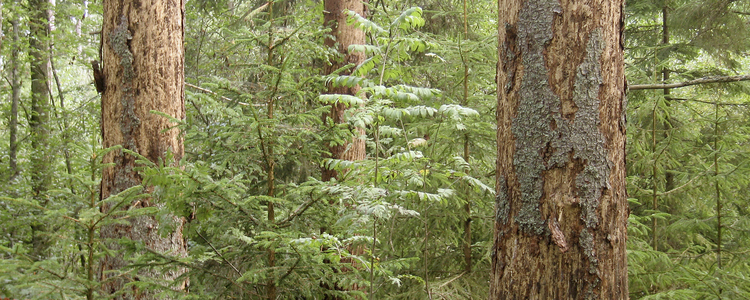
1, 0, 749, 299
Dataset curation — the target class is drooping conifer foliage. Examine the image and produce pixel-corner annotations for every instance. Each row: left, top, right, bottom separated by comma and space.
626, 0, 750, 298
0, 0, 748, 299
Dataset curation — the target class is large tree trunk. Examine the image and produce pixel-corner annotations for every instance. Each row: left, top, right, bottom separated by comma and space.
321, 2, 367, 299
491, 0, 628, 298
322, 0, 367, 181
28, 0, 52, 259
99, 0, 187, 298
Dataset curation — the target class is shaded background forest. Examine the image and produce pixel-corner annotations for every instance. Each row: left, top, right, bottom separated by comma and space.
1, 0, 749, 299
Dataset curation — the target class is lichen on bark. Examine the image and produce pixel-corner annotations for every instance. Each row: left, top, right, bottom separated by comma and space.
109, 15, 134, 82
579, 228, 599, 275
493, 0, 627, 297
108, 14, 140, 153
580, 227, 601, 300
549, 28, 610, 229
512, 0, 610, 234
511, 0, 561, 235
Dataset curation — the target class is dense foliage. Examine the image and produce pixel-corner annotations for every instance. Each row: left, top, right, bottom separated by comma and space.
1, 0, 749, 299
625, 0, 750, 299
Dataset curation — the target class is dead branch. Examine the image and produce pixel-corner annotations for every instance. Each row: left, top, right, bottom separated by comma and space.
629, 75, 750, 90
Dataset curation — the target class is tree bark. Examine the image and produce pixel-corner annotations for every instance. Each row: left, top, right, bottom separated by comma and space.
320, 2, 367, 299
0, 1, 3, 52
28, 0, 52, 259
8, 18, 20, 181
461, 0, 472, 274
99, 0, 187, 298
491, 0, 628, 298
322, 0, 367, 182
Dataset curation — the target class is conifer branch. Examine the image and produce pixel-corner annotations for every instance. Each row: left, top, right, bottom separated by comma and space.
629, 75, 750, 90
197, 231, 243, 277
276, 193, 321, 228
185, 82, 263, 107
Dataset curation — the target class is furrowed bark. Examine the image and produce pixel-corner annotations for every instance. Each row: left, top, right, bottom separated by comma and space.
99, 0, 188, 298
322, 0, 367, 182
321, 2, 368, 299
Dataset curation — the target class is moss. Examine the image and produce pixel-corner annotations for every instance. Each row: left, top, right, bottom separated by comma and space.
511, 0, 561, 235
572, 29, 609, 229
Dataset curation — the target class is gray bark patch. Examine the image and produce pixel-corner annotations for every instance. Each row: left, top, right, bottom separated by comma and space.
109, 14, 140, 153
512, 0, 561, 235
550, 28, 610, 229
512, 1, 611, 234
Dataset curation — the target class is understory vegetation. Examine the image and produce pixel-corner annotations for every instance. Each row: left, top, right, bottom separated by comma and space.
1, 0, 749, 299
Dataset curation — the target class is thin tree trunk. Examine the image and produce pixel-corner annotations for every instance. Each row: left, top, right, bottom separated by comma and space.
8, 18, 20, 181
652, 5, 671, 251
99, 0, 187, 298
29, 0, 52, 259
460, 0, 472, 274
76, 0, 88, 56
266, 13, 277, 298
712, 98, 724, 297
322, 0, 367, 181
491, 0, 628, 298
650, 96, 658, 250
50, 53, 74, 192
713, 102, 722, 271
0, 0, 3, 52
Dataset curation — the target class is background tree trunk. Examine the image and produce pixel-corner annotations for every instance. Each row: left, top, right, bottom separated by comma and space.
491, 0, 628, 298
8, 17, 20, 182
460, 0, 472, 274
99, 0, 187, 298
0, 0, 3, 52
322, 0, 367, 182
321, 2, 367, 299
28, 0, 52, 259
